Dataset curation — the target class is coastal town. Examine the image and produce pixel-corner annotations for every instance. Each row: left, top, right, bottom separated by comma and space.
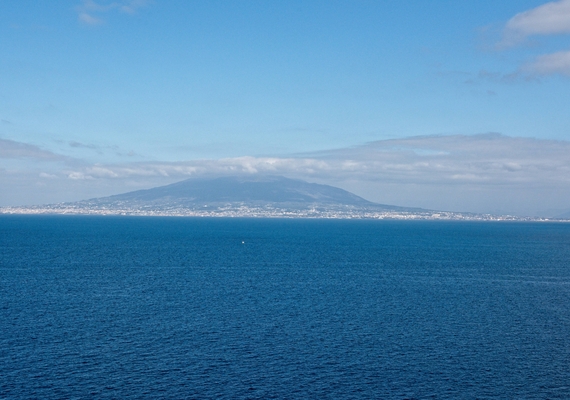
0, 203, 557, 221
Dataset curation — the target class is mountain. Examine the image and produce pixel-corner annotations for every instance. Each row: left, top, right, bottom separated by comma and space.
81, 175, 411, 211
2, 175, 543, 220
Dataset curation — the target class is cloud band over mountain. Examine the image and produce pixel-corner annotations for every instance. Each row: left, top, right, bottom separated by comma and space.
2, 134, 570, 216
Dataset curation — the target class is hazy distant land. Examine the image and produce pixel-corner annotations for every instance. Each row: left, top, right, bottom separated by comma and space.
0, 176, 562, 221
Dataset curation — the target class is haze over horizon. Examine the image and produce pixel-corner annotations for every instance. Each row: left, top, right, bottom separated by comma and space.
2, 1, 570, 216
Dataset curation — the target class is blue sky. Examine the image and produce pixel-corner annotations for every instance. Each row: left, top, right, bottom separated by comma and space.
2, 1, 570, 215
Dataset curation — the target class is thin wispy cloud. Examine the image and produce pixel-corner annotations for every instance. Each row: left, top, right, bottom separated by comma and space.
76, 0, 151, 25
66, 140, 141, 158
0, 138, 68, 161
69, 141, 100, 150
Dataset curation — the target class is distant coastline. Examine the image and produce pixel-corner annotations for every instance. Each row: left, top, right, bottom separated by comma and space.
0, 204, 562, 222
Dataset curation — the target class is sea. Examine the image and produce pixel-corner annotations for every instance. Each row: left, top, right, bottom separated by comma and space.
1, 215, 570, 399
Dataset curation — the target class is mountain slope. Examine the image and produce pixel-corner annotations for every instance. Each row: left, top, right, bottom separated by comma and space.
94, 175, 374, 206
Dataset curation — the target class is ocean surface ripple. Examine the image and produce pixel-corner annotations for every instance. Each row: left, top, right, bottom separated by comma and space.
1, 216, 570, 399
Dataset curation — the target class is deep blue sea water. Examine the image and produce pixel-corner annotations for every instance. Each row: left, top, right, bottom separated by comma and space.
1, 216, 570, 399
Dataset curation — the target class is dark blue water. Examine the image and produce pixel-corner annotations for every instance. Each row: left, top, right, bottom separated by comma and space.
1, 216, 570, 399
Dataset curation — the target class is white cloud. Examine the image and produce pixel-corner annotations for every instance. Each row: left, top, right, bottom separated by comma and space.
68, 172, 90, 180
39, 172, 58, 179
498, 1, 570, 77
502, 0, 570, 46
524, 50, 570, 75
76, 0, 151, 25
